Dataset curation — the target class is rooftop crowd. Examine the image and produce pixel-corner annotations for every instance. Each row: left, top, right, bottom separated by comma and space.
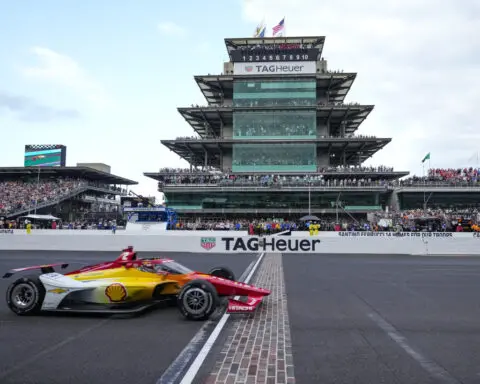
173, 133, 379, 140
188, 100, 363, 109
158, 165, 394, 174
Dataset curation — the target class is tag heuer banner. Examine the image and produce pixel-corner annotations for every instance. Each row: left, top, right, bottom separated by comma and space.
233, 61, 316, 75
200, 236, 321, 252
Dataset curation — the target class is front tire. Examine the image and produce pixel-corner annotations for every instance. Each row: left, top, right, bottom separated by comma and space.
209, 266, 235, 281
177, 279, 219, 320
6, 275, 45, 315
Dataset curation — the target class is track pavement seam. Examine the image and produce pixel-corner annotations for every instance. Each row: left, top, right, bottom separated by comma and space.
0, 318, 110, 380
353, 291, 461, 384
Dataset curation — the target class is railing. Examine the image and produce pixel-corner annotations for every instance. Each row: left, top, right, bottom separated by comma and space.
167, 207, 383, 214
160, 181, 480, 192
155, 169, 400, 175
161, 183, 392, 191
396, 183, 480, 189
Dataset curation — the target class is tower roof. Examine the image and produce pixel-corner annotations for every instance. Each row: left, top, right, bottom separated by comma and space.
225, 36, 325, 62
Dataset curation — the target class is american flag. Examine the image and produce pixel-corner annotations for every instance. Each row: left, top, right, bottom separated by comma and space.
272, 18, 284, 36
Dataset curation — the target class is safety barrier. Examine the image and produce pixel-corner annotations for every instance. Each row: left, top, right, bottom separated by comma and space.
0, 230, 479, 255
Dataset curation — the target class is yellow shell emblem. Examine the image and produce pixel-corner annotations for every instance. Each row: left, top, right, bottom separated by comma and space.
105, 283, 127, 302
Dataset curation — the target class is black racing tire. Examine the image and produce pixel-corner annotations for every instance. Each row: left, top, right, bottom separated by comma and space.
6, 275, 45, 316
208, 266, 235, 281
177, 279, 219, 321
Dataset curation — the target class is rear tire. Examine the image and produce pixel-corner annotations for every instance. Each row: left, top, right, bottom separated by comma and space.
177, 279, 219, 320
6, 275, 45, 315
209, 266, 235, 281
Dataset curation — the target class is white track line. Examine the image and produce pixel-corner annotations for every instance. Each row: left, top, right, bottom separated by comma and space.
368, 312, 460, 384
178, 252, 266, 384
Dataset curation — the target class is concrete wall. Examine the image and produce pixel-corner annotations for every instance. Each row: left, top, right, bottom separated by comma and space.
222, 151, 233, 171
316, 151, 329, 167
317, 122, 328, 137
76, 163, 111, 174
1, 230, 479, 255
223, 125, 233, 138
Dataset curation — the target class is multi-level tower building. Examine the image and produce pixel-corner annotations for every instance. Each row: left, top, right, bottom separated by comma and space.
145, 36, 409, 218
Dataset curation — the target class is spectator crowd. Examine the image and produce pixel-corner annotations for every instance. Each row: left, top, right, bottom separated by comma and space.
0, 178, 125, 217
399, 168, 480, 186
165, 206, 480, 234
157, 173, 391, 188
0, 179, 86, 216
155, 167, 480, 188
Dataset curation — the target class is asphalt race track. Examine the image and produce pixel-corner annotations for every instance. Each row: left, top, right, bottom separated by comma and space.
284, 253, 480, 384
0, 250, 257, 384
2, 251, 480, 384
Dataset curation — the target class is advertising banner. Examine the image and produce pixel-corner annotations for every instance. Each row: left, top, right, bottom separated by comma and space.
199, 236, 321, 253
234, 61, 316, 76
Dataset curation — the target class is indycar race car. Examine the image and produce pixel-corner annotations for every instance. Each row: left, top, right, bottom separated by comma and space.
3, 246, 270, 320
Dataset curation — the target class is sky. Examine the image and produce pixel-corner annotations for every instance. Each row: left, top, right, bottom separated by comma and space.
0, 0, 479, 201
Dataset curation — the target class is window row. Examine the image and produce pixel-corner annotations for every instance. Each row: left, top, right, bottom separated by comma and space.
233, 80, 316, 108
166, 191, 382, 210
232, 143, 317, 172
233, 111, 316, 139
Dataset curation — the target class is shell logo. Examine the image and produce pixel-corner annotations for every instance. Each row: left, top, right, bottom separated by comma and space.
105, 283, 127, 302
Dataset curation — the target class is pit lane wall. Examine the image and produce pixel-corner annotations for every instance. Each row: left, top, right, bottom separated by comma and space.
0, 229, 479, 255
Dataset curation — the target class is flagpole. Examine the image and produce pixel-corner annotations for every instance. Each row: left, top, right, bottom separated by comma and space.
423, 161, 426, 211
34, 167, 40, 214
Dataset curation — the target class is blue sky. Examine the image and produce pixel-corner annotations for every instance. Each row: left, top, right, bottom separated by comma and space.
1, 0, 478, 200
0, 0, 259, 199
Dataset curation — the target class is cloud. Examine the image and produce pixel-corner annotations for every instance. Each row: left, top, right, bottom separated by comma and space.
157, 21, 187, 37
21, 47, 108, 106
241, 0, 480, 176
0, 91, 80, 122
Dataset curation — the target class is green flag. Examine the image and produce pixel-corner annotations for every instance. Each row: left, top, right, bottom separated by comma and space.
422, 153, 430, 163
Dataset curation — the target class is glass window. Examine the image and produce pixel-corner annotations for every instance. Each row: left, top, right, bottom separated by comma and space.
232, 143, 316, 172
128, 211, 168, 223
233, 80, 316, 107
165, 191, 382, 211
233, 111, 316, 139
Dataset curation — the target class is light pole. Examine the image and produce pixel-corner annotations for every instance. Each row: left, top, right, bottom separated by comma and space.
34, 167, 40, 214
308, 178, 311, 215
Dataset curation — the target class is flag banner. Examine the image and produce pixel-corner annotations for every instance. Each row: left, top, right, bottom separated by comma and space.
254, 19, 266, 37
422, 153, 430, 163
272, 18, 285, 37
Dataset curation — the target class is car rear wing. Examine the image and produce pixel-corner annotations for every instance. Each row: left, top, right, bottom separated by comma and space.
3, 263, 70, 279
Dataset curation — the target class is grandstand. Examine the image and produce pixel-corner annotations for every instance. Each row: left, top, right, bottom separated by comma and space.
145, 35, 410, 218
394, 168, 480, 211
0, 166, 137, 223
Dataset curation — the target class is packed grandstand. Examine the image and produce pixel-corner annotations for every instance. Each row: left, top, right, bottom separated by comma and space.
1, 166, 480, 233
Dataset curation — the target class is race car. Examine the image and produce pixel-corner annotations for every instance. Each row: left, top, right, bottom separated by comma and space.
3, 246, 270, 320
